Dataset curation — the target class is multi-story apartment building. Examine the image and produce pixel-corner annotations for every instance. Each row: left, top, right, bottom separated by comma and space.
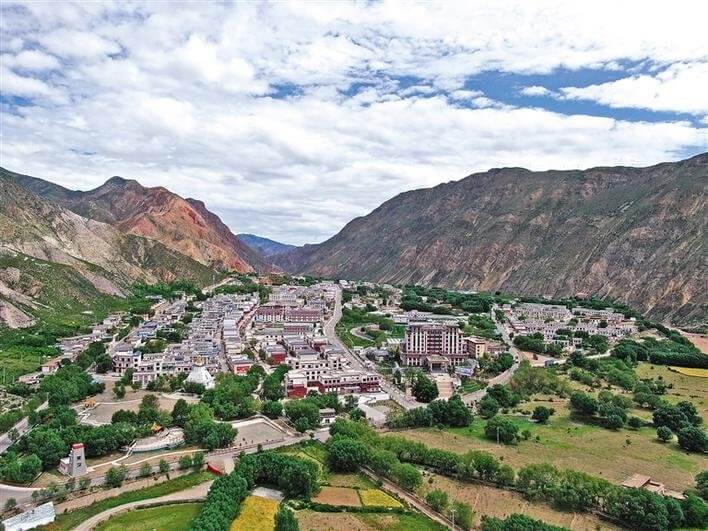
285, 368, 381, 397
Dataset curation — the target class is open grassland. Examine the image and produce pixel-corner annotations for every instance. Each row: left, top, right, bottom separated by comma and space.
422, 472, 618, 530
669, 367, 708, 378
636, 363, 708, 418
43, 471, 212, 531
295, 509, 446, 531
313, 486, 362, 507
358, 488, 403, 508
393, 400, 703, 491
230, 496, 279, 531
327, 472, 377, 489
95, 502, 202, 531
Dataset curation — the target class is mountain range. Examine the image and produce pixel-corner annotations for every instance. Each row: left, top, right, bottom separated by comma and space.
276, 154, 707, 326
0, 168, 271, 327
238, 234, 296, 257
2, 154, 706, 328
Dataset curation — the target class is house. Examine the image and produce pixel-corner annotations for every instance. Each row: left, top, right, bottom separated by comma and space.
319, 408, 337, 425
621, 474, 685, 499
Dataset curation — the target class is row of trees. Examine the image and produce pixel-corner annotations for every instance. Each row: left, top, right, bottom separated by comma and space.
189, 450, 314, 530
386, 395, 473, 429
328, 419, 707, 530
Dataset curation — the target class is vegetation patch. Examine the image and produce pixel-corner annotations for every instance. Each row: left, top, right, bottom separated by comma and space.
358, 488, 403, 508
669, 366, 708, 378
94, 502, 202, 531
229, 495, 278, 531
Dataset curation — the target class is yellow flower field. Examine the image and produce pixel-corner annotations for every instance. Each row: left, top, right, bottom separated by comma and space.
230, 496, 279, 531
669, 366, 708, 378
358, 488, 403, 508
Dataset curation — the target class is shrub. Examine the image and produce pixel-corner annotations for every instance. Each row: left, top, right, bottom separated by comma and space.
484, 416, 518, 444
426, 489, 449, 512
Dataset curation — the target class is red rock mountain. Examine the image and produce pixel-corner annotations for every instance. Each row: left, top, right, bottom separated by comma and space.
1, 170, 271, 273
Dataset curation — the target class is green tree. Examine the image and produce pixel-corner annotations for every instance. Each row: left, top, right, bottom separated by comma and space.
171, 398, 190, 427
105, 466, 128, 488
426, 489, 449, 512
479, 395, 500, 418
696, 470, 708, 501
681, 493, 708, 528
531, 406, 554, 424
192, 451, 205, 470
656, 426, 673, 442
261, 400, 283, 419
327, 437, 371, 472
485, 416, 518, 444
569, 392, 598, 416
412, 373, 439, 403
677, 425, 707, 453
451, 501, 474, 530
159, 459, 170, 475
392, 462, 422, 491
274, 504, 299, 531
179, 455, 193, 469
139, 462, 152, 477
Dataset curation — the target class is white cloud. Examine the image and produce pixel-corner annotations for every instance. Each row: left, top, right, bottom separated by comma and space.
520, 86, 553, 97
561, 62, 708, 114
0, 0, 707, 244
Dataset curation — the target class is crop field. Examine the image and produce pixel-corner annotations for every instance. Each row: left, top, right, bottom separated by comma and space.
295, 509, 446, 531
230, 496, 279, 531
95, 502, 202, 531
313, 486, 362, 507
422, 472, 617, 530
327, 472, 377, 489
393, 398, 704, 491
358, 488, 403, 508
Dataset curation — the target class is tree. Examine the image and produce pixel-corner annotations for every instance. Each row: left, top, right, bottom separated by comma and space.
105, 466, 128, 488
479, 395, 500, 419
179, 455, 193, 469
486, 385, 520, 408
677, 425, 707, 453
426, 489, 449, 512
274, 504, 299, 531
95, 354, 113, 373
569, 392, 598, 416
656, 426, 673, 442
327, 437, 371, 472
261, 400, 283, 419
284, 399, 321, 431
450, 501, 474, 530
192, 451, 205, 470
139, 462, 152, 477
25, 428, 68, 468
696, 470, 708, 501
171, 398, 190, 427
4, 498, 17, 512
681, 493, 708, 528
392, 462, 422, 491
627, 416, 643, 429
79, 477, 91, 490
159, 459, 170, 475
532, 406, 554, 424
113, 383, 126, 399
412, 373, 439, 403
484, 416, 518, 444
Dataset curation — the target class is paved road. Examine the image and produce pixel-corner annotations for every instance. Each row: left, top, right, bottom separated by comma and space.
72, 479, 213, 531
324, 288, 422, 411
0, 400, 48, 454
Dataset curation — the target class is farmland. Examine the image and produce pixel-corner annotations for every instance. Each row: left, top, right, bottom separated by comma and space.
230, 496, 279, 531
295, 509, 447, 531
636, 363, 708, 418
421, 471, 617, 530
391, 398, 704, 491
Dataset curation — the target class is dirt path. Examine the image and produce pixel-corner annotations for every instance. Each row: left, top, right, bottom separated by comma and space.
71, 480, 212, 531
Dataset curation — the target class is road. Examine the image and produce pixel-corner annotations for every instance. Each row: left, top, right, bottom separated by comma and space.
72, 479, 213, 531
0, 400, 48, 454
324, 288, 422, 410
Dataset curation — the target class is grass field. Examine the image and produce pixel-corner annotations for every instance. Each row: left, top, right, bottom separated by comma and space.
44, 472, 212, 531
327, 472, 377, 489
295, 509, 446, 531
358, 488, 403, 508
636, 363, 708, 418
313, 486, 362, 507
422, 472, 617, 530
669, 367, 708, 378
230, 496, 279, 531
94, 502, 202, 531
393, 399, 704, 491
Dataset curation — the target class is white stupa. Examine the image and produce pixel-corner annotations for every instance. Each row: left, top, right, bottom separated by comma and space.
186, 357, 215, 390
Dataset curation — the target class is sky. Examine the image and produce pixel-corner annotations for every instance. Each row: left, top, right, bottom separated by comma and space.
1, 1, 707, 246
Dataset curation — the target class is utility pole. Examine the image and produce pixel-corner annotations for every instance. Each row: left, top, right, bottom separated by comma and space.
497, 426, 500, 445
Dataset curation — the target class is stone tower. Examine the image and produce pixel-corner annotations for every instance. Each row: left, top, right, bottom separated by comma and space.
59, 443, 87, 477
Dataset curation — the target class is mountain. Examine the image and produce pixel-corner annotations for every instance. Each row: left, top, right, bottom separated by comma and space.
238, 233, 296, 257
0, 175, 219, 327
1, 168, 271, 273
277, 154, 707, 325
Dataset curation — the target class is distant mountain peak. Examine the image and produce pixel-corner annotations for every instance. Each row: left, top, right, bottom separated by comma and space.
238, 233, 296, 258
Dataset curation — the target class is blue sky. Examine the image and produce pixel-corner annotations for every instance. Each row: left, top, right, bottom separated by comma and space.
1, 1, 707, 244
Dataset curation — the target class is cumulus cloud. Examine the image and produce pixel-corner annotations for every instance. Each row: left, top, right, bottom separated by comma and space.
561, 62, 708, 114
520, 86, 553, 97
0, 0, 707, 244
